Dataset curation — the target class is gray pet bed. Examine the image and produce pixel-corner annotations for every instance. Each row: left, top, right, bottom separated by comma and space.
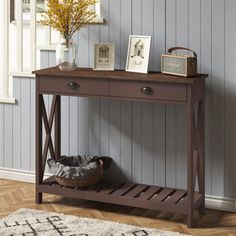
47, 155, 112, 180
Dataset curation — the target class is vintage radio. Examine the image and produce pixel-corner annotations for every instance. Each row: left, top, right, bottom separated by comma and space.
161, 47, 197, 77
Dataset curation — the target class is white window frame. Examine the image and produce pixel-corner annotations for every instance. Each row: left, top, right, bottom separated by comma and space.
11, 0, 103, 70
0, 0, 15, 104
0, 0, 103, 104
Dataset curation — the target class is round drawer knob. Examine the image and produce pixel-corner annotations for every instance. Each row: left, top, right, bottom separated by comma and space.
67, 81, 79, 90
141, 86, 152, 95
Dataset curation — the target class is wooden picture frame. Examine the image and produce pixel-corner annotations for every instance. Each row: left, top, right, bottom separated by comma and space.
93, 43, 115, 71
126, 35, 151, 74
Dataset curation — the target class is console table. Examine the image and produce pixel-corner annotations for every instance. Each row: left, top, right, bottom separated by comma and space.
33, 67, 207, 228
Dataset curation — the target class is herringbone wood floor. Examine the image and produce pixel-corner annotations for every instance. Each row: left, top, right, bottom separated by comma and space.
0, 179, 236, 236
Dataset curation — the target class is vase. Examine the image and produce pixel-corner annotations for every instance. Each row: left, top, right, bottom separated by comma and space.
56, 37, 78, 71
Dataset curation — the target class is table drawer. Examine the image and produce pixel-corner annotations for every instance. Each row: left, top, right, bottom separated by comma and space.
39, 76, 109, 96
109, 80, 187, 102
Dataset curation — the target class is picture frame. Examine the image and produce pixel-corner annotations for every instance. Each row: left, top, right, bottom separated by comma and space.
126, 35, 151, 74
93, 43, 115, 71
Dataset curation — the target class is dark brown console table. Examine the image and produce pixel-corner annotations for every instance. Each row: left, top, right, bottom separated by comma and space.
33, 67, 207, 228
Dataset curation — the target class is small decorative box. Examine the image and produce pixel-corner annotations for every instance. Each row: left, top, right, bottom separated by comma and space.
161, 47, 197, 77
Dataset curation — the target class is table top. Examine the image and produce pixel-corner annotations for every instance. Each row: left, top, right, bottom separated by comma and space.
33, 67, 208, 85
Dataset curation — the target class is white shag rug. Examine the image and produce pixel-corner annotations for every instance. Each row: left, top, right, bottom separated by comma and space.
0, 208, 190, 236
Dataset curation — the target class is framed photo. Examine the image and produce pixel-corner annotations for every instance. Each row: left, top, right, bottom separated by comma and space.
93, 43, 115, 71
126, 35, 151, 74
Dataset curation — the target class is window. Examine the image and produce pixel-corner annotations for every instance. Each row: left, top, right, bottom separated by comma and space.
9, 0, 102, 73
22, 0, 45, 13
0, 0, 102, 103
0, 0, 15, 103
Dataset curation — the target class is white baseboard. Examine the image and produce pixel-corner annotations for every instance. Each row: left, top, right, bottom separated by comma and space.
0, 167, 236, 213
205, 195, 236, 212
0, 167, 50, 183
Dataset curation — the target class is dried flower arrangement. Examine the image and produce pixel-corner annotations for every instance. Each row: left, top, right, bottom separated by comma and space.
41, 0, 97, 45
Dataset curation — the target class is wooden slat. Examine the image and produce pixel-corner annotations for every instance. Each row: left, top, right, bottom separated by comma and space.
112, 183, 137, 196
78, 18, 89, 68
99, 0, 109, 42
69, 97, 79, 155
88, 20, 99, 68
124, 185, 148, 198
142, 102, 154, 184
224, 0, 236, 198
21, 79, 31, 170
176, 104, 187, 189
165, 0, 177, 190
131, 102, 142, 183
142, 0, 154, 71
149, 188, 174, 202
99, 99, 109, 178
153, 0, 166, 71
154, 103, 166, 187
13, 79, 21, 169
200, 0, 212, 197
109, 100, 121, 180
88, 179, 113, 192
178, 192, 203, 209
176, 0, 189, 189
166, 105, 177, 188
88, 98, 100, 155
109, 0, 121, 69
120, 101, 132, 182
102, 181, 124, 195
165, 190, 187, 205
78, 97, 89, 155
211, 0, 225, 197
3, 106, 13, 168
120, 0, 131, 69
138, 186, 162, 200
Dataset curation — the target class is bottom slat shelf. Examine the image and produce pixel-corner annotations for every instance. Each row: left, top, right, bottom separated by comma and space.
39, 177, 203, 215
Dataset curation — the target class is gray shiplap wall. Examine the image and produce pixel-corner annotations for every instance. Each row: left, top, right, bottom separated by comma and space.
1, 0, 236, 200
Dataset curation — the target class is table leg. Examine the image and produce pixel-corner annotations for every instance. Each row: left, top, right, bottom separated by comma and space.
198, 98, 205, 214
55, 96, 61, 159
187, 90, 194, 228
36, 93, 43, 204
